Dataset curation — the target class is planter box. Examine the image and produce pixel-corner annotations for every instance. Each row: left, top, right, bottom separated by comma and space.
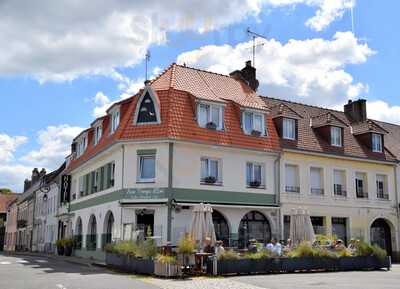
105, 253, 154, 275
212, 256, 391, 276
154, 261, 182, 277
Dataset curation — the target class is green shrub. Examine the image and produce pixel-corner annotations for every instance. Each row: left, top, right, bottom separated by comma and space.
177, 234, 196, 254
56, 239, 65, 247
217, 250, 240, 260
156, 254, 177, 264
315, 234, 336, 246
110, 241, 138, 256
136, 239, 158, 258
371, 244, 387, 261
287, 241, 337, 258
63, 238, 74, 247
337, 248, 352, 257
105, 240, 158, 259
246, 249, 273, 260
355, 241, 374, 257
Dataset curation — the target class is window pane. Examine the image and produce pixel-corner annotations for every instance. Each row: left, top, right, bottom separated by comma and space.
331, 127, 342, 146
246, 163, 252, 184
209, 160, 218, 179
244, 112, 253, 133
198, 104, 208, 127
201, 159, 208, 179
283, 118, 295, 139
254, 114, 263, 132
254, 164, 262, 183
211, 106, 220, 126
140, 156, 155, 179
310, 168, 322, 188
285, 165, 296, 187
372, 134, 382, 152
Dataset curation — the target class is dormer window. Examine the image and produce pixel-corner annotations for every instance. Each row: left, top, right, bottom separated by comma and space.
94, 125, 102, 145
372, 133, 382, 153
134, 86, 161, 125
331, 126, 342, 147
243, 111, 265, 136
76, 135, 87, 157
197, 103, 224, 130
283, 118, 296, 140
111, 110, 120, 133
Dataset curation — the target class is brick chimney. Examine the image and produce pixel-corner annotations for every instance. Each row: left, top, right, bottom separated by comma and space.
344, 99, 367, 123
39, 168, 46, 178
24, 179, 31, 192
230, 60, 259, 91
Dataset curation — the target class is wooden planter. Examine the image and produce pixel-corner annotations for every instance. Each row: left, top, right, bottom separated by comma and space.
211, 256, 391, 276
154, 261, 182, 277
105, 253, 154, 275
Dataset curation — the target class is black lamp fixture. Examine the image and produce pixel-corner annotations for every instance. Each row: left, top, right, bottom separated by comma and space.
39, 177, 50, 201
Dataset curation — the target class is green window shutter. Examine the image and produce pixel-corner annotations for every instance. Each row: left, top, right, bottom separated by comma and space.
84, 174, 89, 195
106, 163, 112, 188
87, 173, 92, 195
100, 167, 104, 191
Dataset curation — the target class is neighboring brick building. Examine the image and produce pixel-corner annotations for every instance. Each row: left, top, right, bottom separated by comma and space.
0, 192, 18, 251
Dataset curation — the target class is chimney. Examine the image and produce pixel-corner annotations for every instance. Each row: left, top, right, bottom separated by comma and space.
31, 168, 40, 184
230, 60, 259, 91
39, 168, 46, 178
24, 179, 31, 192
344, 99, 367, 123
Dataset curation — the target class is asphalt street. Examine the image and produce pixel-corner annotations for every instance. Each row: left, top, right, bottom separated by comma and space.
1, 253, 399, 289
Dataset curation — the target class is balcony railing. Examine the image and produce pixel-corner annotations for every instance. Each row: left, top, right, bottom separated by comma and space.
377, 190, 389, 200
356, 190, 368, 198
311, 188, 324, 195
285, 186, 300, 193
334, 184, 347, 197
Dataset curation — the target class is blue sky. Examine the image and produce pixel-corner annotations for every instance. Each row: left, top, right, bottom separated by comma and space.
1, 0, 399, 191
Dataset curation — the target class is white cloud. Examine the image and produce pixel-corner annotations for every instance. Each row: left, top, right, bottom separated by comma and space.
367, 100, 400, 125
0, 134, 27, 162
177, 31, 373, 107
0, 0, 354, 82
0, 164, 32, 192
21, 125, 84, 169
93, 92, 113, 118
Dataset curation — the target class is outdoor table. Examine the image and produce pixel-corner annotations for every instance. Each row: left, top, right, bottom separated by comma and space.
194, 252, 213, 273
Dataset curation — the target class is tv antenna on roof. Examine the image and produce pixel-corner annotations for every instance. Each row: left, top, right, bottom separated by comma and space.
145, 50, 151, 81
246, 27, 268, 67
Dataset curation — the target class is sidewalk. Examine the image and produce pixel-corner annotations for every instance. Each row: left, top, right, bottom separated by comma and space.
4, 251, 106, 268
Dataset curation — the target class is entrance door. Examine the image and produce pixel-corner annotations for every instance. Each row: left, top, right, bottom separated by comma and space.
370, 218, 392, 256
332, 217, 347, 244
136, 211, 154, 238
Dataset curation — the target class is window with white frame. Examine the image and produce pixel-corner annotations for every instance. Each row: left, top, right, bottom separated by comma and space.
76, 136, 87, 157
331, 126, 342, 147
372, 133, 383, 152
246, 162, 265, 188
94, 125, 102, 145
111, 110, 120, 133
197, 103, 224, 130
310, 167, 324, 195
243, 111, 265, 135
285, 164, 300, 193
201, 158, 222, 184
355, 172, 368, 198
282, 118, 296, 140
137, 154, 156, 182
333, 169, 346, 197
376, 174, 388, 199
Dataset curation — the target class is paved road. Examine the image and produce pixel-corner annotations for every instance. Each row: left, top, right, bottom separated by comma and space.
1, 253, 399, 289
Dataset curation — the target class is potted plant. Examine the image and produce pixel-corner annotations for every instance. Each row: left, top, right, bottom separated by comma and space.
64, 238, 74, 256
203, 176, 217, 184
154, 254, 181, 277
56, 239, 65, 256
251, 129, 262, 137
249, 180, 261, 188
206, 122, 217, 130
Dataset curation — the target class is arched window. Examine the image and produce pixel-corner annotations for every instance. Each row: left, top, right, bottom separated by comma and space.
75, 217, 82, 249
238, 211, 271, 249
103, 211, 114, 248
370, 218, 392, 256
212, 210, 230, 246
87, 215, 97, 251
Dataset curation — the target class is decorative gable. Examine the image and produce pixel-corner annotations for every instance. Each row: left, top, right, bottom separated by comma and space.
134, 85, 161, 125
311, 112, 347, 129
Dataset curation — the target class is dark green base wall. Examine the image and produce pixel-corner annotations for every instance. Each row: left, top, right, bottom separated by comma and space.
74, 248, 105, 261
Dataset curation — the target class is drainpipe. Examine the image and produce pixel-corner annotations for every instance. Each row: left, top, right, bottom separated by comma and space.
30, 191, 36, 252
120, 144, 125, 241
167, 142, 174, 243
274, 152, 282, 240
394, 164, 400, 256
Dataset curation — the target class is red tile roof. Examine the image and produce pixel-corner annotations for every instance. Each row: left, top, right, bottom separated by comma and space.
262, 96, 397, 162
66, 64, 280, 172
0, 193, 18, 213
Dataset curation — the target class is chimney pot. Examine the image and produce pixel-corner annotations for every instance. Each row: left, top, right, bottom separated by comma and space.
344, 99, 367, 123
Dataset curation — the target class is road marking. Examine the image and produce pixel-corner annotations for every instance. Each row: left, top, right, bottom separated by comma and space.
56, 284, 67, 289
16, 260, 29, 263
0, 261, 11, 265
35, 259, 48, 263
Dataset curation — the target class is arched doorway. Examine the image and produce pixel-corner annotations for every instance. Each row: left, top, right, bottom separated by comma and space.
87, 215, 97, 251
212, 210, 230, 246
238, 211, 271, 248
74, 217, 82, 249
103, 211, 114, 248
370, 218, 392, 256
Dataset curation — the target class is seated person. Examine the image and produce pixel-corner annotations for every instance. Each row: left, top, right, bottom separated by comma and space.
203, 237, 215, 254
247, 239, 258, 253
334, 239, 346, 251
266, 237, 282, 256
347, 238, 357, 253
214, 240, 225, 257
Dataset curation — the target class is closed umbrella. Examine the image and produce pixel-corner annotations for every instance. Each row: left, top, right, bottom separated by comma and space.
290, 208, 315, 246
204, 204, 216, 244
190, 203, 206, 248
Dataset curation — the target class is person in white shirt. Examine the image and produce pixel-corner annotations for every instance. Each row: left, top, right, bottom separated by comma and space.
266, 238, 282, 256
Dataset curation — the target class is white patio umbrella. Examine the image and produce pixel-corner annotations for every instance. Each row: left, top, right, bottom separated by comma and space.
289, 208, 315, 246
204, 204, 216, 244
190, 203, 207, 248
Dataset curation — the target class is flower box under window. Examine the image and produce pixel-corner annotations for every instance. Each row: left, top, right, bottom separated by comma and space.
251, 130, 262, 137
206, 122, 217, 130
249, 180, 261, 188
203, 176, 217, 184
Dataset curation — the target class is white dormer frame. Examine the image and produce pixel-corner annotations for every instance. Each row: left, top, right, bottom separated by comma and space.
133, 86, 161, 125
196, 100, 225, 130
92, 119, 103, 145
241, 108, 267, 136
109, 105, 120, 134
76, 132, 88, 157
